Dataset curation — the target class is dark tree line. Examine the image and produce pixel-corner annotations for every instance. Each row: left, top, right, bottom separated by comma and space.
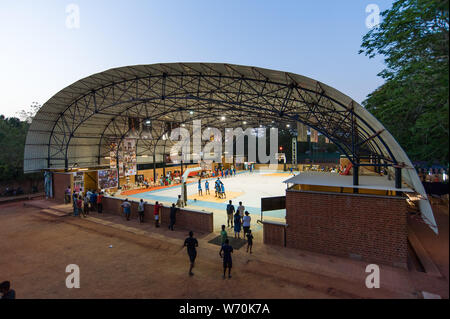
360, 0, 449, 165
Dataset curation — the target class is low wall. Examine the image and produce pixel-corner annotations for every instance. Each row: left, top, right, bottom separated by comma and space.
263, 221, 287, 247
102, 196, 214, 233
286, 189, 408, 268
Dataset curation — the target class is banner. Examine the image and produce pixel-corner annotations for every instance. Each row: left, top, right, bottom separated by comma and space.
123, 138, 137, 176
98, 169, 118, 189
297, 122, 308, 142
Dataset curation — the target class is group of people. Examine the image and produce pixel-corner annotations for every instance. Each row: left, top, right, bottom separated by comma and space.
70, 187, 104, 218
183, 229, 245, 279
226, 200, 253, 245
120, 198, 181, 232
197, 177, 227, 199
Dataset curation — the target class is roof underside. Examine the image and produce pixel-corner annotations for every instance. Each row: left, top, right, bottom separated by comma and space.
23, 62, 437, 232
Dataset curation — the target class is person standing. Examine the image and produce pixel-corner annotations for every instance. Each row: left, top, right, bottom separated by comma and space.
242, 211, 251, 237
176, 194, 184, 208
220, 225, 228, 246
169, 203, 178, 231
237, 201, 245, 223
234, 211, 242, 239
219, 239, 233, 279
183, 231, 198, 276
97, 192, 103, 214
90, 190, 97, 212
65, 186, 71, 204
205, 180, 210, 195
83, 195, 89, 218
226, 200, 235, 228
72, 193, 78, 216
154, 201, 161, 227
76, 195, 83, 218
138, 199, 146, 223
0, 281, 15, 299
246, 229, 254, 254
198, 178, 203, 196
221, 182, 226, 199
121, 199, 131, 221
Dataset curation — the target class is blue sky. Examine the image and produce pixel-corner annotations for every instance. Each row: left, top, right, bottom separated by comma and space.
0, 0, 394, 118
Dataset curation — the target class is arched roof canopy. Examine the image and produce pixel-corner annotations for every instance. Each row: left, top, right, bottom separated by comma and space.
24, 63, 437, 232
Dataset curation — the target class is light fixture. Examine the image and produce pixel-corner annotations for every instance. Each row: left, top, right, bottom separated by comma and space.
221, 116, 226, 121
189, 111, 194, 115
286, 124, 290, 128
243, 121, 247, 125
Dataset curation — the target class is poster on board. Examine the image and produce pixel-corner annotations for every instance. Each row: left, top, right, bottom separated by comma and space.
98, 169, 118, 189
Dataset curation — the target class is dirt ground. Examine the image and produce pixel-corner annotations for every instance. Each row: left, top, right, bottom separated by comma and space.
0, 201, 446, 299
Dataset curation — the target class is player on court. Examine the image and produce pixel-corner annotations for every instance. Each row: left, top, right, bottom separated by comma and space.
205, 180, 210, 195
198, 178, 203, 196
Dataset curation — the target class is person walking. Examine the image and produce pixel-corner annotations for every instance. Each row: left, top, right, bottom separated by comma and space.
183, 231, 198, 276
233, 211, 242, 239
226, 200, 235, 228
138, 199, 146, 223
97, 192, 103, 213
154, 201, 161, 227
169, 203, 178, 231
220, 224, 228, 246
121, 198, 131, 221
242, 211, 251, 237
246, 229, 254, 254
219, 239, 233, 279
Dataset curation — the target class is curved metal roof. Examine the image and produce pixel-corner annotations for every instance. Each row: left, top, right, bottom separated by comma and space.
23, 62, 437, 232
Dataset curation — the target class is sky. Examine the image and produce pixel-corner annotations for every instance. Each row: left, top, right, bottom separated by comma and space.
0, 0, 394, 118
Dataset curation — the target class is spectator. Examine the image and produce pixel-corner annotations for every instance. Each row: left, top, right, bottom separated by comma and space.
64, 186, 71, 204
176, 195, 184, 208
138, 199, 146, 223
154, 201, 161, 227
246, 229, 254, 254
233, 211, 242, 239
226, 200, 235, 228
169, 203, 178, 231
242, 211, 251, 237
121, 199, 131, 221
183, 231, 198, 276
219, 239, 233, 279
90, 190, 97, 212
72, 193, 78, 216
220, 225, 228, 246
0, 281, 15, 299
82, 195, 89, 218
237, 201, 245, 222
97, 192, 103, 214
76, 195, 83, 218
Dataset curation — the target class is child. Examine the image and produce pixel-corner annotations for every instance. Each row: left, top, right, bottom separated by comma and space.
220, 225, 228, 246
246, 229, 253, 253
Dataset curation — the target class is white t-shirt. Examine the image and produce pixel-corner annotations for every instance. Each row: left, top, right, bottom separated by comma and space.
243, 215, 251, 227
238, 205, 245, 217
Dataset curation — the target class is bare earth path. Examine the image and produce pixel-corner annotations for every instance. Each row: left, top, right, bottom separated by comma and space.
0, 201, 446, 299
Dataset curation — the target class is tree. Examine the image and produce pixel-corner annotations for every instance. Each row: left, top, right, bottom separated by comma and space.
360, 0, 449, 165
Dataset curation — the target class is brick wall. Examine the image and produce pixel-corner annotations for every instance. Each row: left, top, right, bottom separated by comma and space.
102, 197, 213, 233
286, 190, 408, 268
263, 221, 286, 246
53, 173, 71, 203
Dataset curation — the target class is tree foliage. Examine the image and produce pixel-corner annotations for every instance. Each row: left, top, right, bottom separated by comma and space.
360, 0, 449, 164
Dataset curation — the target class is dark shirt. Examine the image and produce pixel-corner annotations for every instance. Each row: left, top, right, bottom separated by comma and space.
226, 204, 235, 215
184, 237, 198, 254
247, 233, 254, 244
220, 244, 233, 261
2, 289, 16, 299
170, 206, 178, 220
